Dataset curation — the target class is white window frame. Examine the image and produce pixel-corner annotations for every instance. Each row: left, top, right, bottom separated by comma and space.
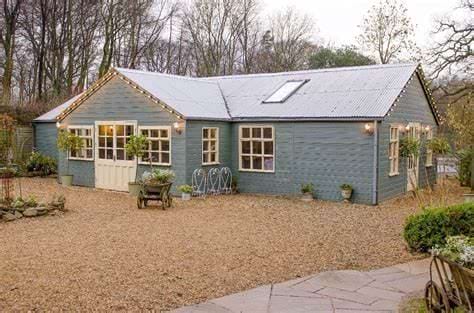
202, 127, 219, 165
426, 128, 433, 167
138, 126, 172, 166
389, 125, 400, 176
238, 125, 275, 173
67, 125, 94, 161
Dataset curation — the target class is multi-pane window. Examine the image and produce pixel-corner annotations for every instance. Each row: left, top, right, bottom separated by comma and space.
426, 128, 433, 167
69, 126, 93, 160
202, 127, 219, 165
139, 127, 171, 165
389, 126, 399, 176
239, 126, 274, 172
97, 124, 134, 160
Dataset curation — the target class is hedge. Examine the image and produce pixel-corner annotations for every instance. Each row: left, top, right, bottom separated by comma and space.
403, 202, 474, 252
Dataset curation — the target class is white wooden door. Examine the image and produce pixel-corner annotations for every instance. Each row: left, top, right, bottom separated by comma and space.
407, 123, 420, 191
95, 121, 137, 191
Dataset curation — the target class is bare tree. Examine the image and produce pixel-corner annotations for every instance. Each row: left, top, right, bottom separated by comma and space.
357, 0, 418, 64
0, 0, 24, 105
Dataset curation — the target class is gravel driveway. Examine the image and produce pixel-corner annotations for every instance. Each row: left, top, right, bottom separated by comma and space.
0, 178, 465, 311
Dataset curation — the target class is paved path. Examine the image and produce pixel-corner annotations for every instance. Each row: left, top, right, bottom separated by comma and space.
172, 259, 431, 313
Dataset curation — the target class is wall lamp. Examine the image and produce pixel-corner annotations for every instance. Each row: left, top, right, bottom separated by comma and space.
56, 121, 62, 129
173, 121, 185, 134
364, 123, 374, 135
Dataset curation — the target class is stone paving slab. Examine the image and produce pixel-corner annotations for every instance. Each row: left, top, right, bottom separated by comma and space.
172, 259, 431, 313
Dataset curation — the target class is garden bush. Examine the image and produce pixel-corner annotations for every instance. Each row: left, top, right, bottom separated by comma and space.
26, 152, 57, 176
403, 202, 474, 252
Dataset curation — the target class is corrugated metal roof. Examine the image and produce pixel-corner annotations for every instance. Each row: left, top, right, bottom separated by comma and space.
34, 93, 84, 122
34, 63, 420, 122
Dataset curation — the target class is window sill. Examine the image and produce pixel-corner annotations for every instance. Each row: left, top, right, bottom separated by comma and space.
389, 172, 399, 177
425, 164, 433, 168
202, 162, 220, 166
239, 168, 275, 173
69, 158, 94, 161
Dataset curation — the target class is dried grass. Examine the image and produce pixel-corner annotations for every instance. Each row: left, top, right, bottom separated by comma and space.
0, 178, 467, 311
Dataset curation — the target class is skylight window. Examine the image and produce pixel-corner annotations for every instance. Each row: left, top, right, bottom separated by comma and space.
263, 80, 308, 103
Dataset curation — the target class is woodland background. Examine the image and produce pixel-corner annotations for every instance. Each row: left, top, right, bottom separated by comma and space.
0, 0, 472, 149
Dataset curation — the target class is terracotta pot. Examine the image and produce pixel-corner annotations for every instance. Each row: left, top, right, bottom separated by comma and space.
181, 193, 191, 201
341, 189, 352, 200
61, 175, 73, 186
301, 192, 313, 202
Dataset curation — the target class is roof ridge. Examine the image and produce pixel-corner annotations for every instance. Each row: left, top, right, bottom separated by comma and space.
202, 63, 418, 80
114, 67, 219, 85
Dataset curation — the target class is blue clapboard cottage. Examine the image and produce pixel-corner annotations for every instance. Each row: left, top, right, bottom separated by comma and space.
32, 63, 440, 204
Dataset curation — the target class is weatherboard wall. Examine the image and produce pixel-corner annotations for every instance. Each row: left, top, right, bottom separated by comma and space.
58, 76, 186, 189
33, 122, 58, 160
230, 122, 375, 204
377, 75, 438, 202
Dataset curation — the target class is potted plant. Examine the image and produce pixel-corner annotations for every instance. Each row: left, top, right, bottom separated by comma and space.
301, 183, 314, 201
125, 134, 149, 196
57, 130, 83, 186
178, 184, 193, 200
340, 184, 353, 202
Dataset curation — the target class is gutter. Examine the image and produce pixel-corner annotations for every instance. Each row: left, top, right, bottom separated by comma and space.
372, 120, 379, 205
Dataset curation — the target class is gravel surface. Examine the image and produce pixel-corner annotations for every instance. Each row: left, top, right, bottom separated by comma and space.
0, 178, 466, 311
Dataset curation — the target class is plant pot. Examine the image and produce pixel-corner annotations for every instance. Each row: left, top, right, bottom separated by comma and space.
341, 189, 352, 201
61, 175, 73, 186
181, 193, 191, 201
463, 193, 474, 203
128, 182, 141, 196
301, 192, 313, 202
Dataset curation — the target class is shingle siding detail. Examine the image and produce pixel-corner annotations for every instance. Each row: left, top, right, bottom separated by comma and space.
377, 75, 438, 202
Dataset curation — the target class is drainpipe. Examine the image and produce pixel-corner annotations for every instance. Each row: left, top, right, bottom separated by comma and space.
372, 120, 378, 205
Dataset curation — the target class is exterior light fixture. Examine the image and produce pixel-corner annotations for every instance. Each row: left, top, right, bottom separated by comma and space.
173, 121, 184, 134
405, 124, 411, 131
56, 121, 62, 129
424, 125, 430, 134
364, 123, 374, 135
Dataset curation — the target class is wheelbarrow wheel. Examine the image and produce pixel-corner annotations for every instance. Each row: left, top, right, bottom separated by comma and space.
137, 196, 144, 209
425, 280, 450, 312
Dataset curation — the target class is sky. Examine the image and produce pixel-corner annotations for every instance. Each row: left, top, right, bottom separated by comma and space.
262, 0, 460, 49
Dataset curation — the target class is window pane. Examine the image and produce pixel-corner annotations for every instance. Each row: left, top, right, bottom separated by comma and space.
242, 156, 251, 169
151, 140, 159, 151
151, 152, 159, 163
203, 128, 209, 139
161, 140, 170, 152
86, 138, 93, 148
106, 149, 113, 160
203, 140, 209, 152
116, 149, 124, 160
210, 128, 216, 138
263, 128, 272, 139
160, 129, 168, 138
264, 141, 273, 155
252, 156, 263, 170
126, 125, 134, 136
99, 126, 106, 136
210, 152, 216, 163
150, 129, 159, 138
210, 140, 216, 151
106, 137, 113, 148
242, 128, 250, 138
252, 128, 261, 138
264, 157, 274, 171
106, 125, 113, 136
161, 152, 170, 164
242, 141, 250, 154
252, 141, 262, 154
99, 137, 105, 147
203, 153, 209, 163
99, 149, 105, 159
116, 125, 124, 136
116, 137, 124, 148
86, 149, 93, 159
264, 81, 306, 103
141, 129, 148, 137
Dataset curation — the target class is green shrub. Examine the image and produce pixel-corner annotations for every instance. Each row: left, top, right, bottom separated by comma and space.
178, 184, 193, 193
26, 152, 57, 176
301, 183, 314, 194
142, 169, 175, 184
403, 202, 474, 252
340, 183, 352, 190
